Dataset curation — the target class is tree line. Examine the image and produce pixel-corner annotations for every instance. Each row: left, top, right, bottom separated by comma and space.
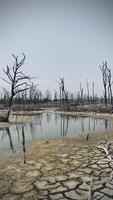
0, 54, 113, 121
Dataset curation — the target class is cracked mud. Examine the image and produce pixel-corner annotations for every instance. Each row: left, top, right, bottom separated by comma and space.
0, 138, 113, 200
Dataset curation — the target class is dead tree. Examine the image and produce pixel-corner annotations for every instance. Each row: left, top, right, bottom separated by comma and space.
1, 53, 33, 122
2, 87, 10, 105
29, 82, 38, 104
70, 92, 74, 102
106, 64, 113, 107
54, 90, 58, 102
58, 77, 67, 109
86, 78, 90, 104
80, 82, 84, 104
45, 89, 51, 102
92, 81, 95, 103
100, 62, 108, 106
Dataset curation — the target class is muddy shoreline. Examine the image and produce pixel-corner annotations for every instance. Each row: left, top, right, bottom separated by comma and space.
0, 108, 113, 128
0, 108, 113, 157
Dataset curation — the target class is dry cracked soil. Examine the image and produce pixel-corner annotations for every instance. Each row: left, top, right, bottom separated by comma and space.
0, 136, 113, 200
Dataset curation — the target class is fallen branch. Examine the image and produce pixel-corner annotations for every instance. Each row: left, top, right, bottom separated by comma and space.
98, 142, 113, 183
88, 178, 94, 200
108, 170, 113, 183
97, 142, 112, 161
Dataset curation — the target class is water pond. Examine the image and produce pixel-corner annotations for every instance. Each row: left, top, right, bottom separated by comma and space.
0, 112, 112, 154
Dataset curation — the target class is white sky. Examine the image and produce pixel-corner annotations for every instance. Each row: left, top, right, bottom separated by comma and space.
0, 0, 113, 97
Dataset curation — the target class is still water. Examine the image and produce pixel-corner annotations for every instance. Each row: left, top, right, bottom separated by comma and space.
0, 113, 112, 154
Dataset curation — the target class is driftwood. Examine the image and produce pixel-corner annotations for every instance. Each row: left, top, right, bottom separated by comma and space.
86, 133, 89, 140
88, 178, 94, 200
108, 170, 113, 183
22, 125, 26, 164
98, 142, 112, 161
98, 142, 113, 184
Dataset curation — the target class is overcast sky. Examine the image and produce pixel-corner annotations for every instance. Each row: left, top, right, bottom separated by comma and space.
0, 0, 113, 97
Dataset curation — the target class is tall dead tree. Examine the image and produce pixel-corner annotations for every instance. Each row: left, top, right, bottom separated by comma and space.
2, 53, 33, 122
92, 81, 95, 103
106, 63, 113, 106
2, 88, 10, 105
54, 90, 58, 102
45, 89, 51, 101
100, 62, 108, 106
80, 82, 84, 104
58, 77, 67, 109
29, 82, 38, 103
86, 78, 90, 104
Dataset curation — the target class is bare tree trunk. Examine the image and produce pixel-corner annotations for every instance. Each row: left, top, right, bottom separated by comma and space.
59, 87, 62, 108
92, 81, 95, 103
100, 62, 108, 107
110, 86, 113, 107
58, 77, 67, 110
5, 94, 13, 122
106, 67, 113, 108
86, 78, 90, 104
104, 83, 107, 106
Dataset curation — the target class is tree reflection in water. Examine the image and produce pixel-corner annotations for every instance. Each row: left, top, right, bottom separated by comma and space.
105, 119, 108, 131
54, 114, 59, 123
81, 117, 84, 132
35, 114, 43, 132
60, 115, 69, 136
46, 113, 52, 123
27, 114, 43, 139
6, 127, 15, 153
0, 113, 112, 154
1, 127, 15, 153
16, 125, 20, 141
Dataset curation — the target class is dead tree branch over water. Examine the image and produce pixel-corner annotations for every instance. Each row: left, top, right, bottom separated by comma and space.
1, 53, 34, 122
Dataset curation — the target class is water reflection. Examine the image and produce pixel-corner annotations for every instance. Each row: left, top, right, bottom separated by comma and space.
16, 125, 20, 141
54, 114, 59, 123
6, 127, 15, 153
60, 115, 69, 136
0, 113, 112, 154
46, 113, 52, 123
81, 118, 84, 132
93, 118, 95, 132
105, 119, 108, 131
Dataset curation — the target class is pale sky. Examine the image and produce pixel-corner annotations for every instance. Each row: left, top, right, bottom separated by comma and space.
0, 0, 113, 97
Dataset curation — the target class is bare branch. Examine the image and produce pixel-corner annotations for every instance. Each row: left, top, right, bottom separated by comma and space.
14, 82, 32, 89
12, 54, 18, 60
14, 87, 31, 95
1, 77, 11, 85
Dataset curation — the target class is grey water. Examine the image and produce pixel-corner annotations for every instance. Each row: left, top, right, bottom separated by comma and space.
0, 112, 112, 154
